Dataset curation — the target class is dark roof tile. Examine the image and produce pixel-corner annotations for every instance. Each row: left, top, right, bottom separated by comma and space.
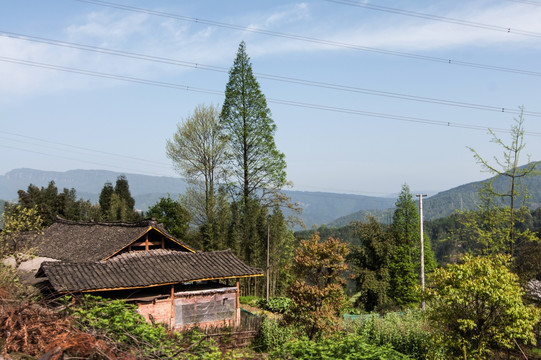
32, 218, 195, 262
38, 249, 263, 292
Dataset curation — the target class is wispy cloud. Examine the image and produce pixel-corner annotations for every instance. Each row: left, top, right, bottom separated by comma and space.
1, 0, 540, 98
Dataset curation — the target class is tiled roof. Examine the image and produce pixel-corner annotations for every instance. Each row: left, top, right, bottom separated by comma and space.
32, 218, 195, 262
37, 249, 263, 292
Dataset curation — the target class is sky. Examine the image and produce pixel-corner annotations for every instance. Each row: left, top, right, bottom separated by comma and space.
2, 0, 541, 197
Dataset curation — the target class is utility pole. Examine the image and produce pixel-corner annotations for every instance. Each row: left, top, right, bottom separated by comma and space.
266, 223, 270, 302
416, 194, 427, 310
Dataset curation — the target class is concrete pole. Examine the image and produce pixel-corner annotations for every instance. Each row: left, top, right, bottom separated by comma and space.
416, 194, 427, 310
266, 223, 270, 302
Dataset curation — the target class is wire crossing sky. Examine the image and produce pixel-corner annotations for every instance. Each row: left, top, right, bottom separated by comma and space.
1, 0, 541, 196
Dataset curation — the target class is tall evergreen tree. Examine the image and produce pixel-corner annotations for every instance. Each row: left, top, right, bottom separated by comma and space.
99, 182, 114, 219
98, 176, 136, 221
392, 184, 419, 249
388, 184, 421, 307
114, 175, 135, 212
388, 244, 419, 308
220, 42, 289, 294
220, 41, 287, 207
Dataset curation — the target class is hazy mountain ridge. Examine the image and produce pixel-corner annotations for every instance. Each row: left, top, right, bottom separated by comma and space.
329, 162, 541, 226
0, 169, 395, 228
3, 165, 540, 228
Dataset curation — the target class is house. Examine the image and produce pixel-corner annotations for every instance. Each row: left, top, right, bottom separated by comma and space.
33, 217, 263, 329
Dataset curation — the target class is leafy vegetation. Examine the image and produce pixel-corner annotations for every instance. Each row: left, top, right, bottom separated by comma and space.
3, 44, 541, 360
428, 255, 540, 359
351, 310, 444, 360
257, 296, 292, 314
285, 233, 349, 339
64, 294, 259, 359
273, 332, 410, 360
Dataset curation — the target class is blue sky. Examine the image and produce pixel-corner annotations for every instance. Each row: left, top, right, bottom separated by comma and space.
2, 0, 541, 197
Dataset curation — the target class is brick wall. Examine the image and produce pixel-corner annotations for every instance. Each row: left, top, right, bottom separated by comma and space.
135, 287, 239, 330
137, 298, 172, 327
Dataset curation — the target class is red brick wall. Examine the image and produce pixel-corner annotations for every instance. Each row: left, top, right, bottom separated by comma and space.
135, 287, 240, 330
137, 298, 172, 327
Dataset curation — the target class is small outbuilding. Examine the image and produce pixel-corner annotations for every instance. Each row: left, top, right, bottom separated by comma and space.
33, 218, 263, 329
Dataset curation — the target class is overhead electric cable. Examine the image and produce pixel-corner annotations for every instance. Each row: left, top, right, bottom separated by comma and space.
326, 0, 541, 38
0, 144, 173, 177
506, 0, 541, 6
0, 130, 171, 169
2, 30, 539, 118
74, 0, 541, 78
3, 56, 540, 137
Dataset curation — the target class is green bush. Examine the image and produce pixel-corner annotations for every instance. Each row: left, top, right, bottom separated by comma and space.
272, 332, 410, 359
64, 294, 231, 359
239, 295, 261, 307
257, 297, 292, 313
254, 317, 297, 352
351, 310, 445, 360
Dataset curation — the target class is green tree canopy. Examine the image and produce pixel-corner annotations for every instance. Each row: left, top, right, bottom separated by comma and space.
146, 196, 190, 240
348, 217, 393, 311
428, 254, 540, 359
392, 184, 419, 248
286, 233, 349, 339
99, 176, 137, 221
388, 244, 419, 308
99, 181, 114, 218
220, 41, 286, 206
17, 181, 96, 225
166, 104, 228, 225
0, 204, 43, 265
468, 108, 539, 255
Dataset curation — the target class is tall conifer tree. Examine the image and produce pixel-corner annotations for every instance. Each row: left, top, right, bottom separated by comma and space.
389, 184, 420, 307
220, 41, 286, 207
220, 42, 288, 288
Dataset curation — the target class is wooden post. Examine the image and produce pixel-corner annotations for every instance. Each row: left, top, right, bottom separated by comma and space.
170, 284, 175, 328
145, 234, 149, 251
236, 279, 240, 325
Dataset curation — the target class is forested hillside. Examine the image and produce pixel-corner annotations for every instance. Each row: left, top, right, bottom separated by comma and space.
331, 162, 541, 224
0, 168, 396, 228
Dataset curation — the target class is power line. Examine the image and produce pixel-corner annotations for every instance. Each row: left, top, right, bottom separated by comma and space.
3, 30, 539, 118
0, 131, 172, 169
5, 56, 540, 137
1, 141, 398, 197
3, 56, 541, 137
0, 144, 174, 177
74, 0, 541, 78
327, 0, 541, 38
506, 0, 541, 6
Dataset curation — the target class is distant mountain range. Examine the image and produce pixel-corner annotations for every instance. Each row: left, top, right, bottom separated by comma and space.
0, 168, 395, 228
329, 162, 541, 226
2, 165, 540, 228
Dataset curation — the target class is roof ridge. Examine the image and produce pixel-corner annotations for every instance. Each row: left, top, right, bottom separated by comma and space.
55, 216, 157, 228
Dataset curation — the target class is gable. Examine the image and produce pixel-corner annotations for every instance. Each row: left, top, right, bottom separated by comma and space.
33, 218, 195, 262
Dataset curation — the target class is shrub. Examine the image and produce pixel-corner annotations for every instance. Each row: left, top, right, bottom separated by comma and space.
239, 295, 261, 307
428, 254, 540, 359
272, 332, 410, 359
65, 294, 233, 359
253, 317, 297, 352
257, 297, 292, 313
351, 310, 445, 359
